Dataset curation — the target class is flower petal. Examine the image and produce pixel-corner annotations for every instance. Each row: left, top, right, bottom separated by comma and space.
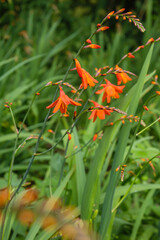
46, 99, 59, 109
53, 98, 62, 113
97, 109, 105, 119
74, 58, 83, 77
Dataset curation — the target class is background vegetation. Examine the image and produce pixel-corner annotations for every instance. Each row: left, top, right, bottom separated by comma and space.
0, 0, 160, 239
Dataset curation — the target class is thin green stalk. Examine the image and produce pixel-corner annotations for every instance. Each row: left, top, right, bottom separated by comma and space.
112, 153, 160, 212
8, 106, 19, 134
7, 105, 19, 192
136, 116, 160, 136
7, 95, 36, 190
0, 95, 36, 240
123, 93, 158, 166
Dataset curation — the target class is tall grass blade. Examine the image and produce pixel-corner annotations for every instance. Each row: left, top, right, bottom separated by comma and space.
130, 189, 155, 240
0, 54, 45, 83
73, 127, 86, 206
100, 44, 154, 239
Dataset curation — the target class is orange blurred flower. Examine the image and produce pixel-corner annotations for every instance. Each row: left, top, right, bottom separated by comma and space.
93, 133, 98, 141
18, 209, 35, 226
74, 59, 98, 89
88, 100, 112, 122
0, 188, 10, 207
96, 79, 125, 103
143, 105, 149, 111
67, 132, 72, 141
20, 188, 38, 206
46, 86, 81, 114
61, 224, 77, 239
115, 65, 132, 85
42, 215, 57, 230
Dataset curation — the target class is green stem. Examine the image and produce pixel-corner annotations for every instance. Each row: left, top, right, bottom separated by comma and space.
112, 152, 160, 212
0, 95, 36, 240
136, 116, 160, 136
8, 106, 19, 134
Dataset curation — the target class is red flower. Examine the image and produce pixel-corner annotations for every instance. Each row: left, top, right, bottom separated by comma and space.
96, 79, 125, 103
88, 100, 112, 122
46, 86, 81, 114
74, 59, 98, 89
115, 65, 132, 85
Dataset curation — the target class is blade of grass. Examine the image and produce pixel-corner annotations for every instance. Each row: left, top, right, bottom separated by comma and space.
0, 54, 46, 83
130, 188, 155, 240
100, 183, 160, 204
73, 127, 86, 206
100, 44, 154, 239
40, 30, 80, 67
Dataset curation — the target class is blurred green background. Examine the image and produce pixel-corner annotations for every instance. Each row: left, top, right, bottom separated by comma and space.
1, 1, 160, 239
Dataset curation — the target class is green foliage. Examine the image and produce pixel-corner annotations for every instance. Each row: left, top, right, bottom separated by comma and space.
0, 1, 160, 240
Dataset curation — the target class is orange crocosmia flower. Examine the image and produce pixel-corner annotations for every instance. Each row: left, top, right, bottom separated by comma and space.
46, 86, 81, 114
74, 59, 98, 89
88, 100, 112, 122
96, 79, 125, 103
115, 65, 132, 85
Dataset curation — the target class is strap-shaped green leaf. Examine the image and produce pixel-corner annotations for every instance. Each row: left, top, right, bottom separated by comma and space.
100, 44, 154, 239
